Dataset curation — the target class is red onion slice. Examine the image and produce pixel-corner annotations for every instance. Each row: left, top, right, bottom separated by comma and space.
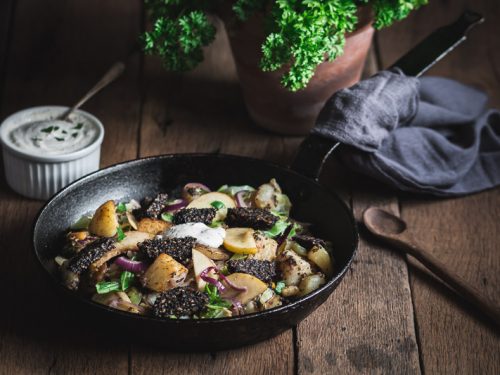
234, 190, 252, 208
164, 198, 187, 212
114, 256, 148, 273
199, 266, 247, 296
183, 183, 211, 202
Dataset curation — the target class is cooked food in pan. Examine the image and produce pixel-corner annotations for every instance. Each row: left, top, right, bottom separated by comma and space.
55, 179, 335, 319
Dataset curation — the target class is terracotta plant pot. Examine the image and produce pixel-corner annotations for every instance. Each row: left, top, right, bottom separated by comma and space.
223, 10, 374, 135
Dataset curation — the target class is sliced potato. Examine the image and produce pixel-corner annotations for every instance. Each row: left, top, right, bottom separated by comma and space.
187, 192, 236, 221
223, 228, 257, 255
143, 254, 188, 292
137, 218, 172, 235
192, 248, 217, 291
89, 200, 119, 237
307, 246, 333, 277
224, 273, 267, 304
277, 249, 313, 286
194, 244, 231, 261
298, 273, 326, 296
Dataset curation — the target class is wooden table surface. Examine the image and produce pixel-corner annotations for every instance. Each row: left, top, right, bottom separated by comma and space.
0, 1, 499, 374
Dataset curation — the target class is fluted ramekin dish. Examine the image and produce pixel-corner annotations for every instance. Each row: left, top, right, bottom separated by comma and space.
0, 106, 104, 200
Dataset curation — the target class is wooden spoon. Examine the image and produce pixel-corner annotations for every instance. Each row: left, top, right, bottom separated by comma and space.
363, 206, 500, 328
60, 61, 125, 121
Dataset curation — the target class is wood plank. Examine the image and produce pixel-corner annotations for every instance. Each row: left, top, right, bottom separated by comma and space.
296, 45, 421, 374
132, 17, 294, 374
0, 0, 142, 373
377, 1, 500, 373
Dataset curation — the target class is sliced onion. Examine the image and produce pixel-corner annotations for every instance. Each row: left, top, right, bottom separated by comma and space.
200, 266, 247, 294
234, 190, 252, 208
165, 198, 187, 212
114, 256, 148, 273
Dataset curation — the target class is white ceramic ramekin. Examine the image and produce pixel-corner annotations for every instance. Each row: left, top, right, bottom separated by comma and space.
0, 106, 104, 200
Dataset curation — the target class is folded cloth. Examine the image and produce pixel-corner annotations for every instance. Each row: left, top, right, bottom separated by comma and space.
312, 69, 500, 196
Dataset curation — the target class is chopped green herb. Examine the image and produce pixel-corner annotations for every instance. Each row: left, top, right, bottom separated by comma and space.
62, 130, 68, 134
116, 226, 126, 241
201, 284, 232, 319
127, 287, 142, 305
54, 126, 59, 130
73, 123, 84, 130
210, 200, 225, 210
275, 281, 286, 295
263, 219, 289, 238
41, 126, 54, 133
55, 137, 65, 142
209, 220, 223, 228
72, 133, 78, 138
95, 281, 120, 294
120, 271, 135, 291
161, 212, 174, 222
116, 202, 127, 213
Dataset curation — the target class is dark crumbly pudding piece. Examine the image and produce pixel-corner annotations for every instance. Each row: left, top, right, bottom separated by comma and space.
138, 237, 196, 265
226, 259, 277, 282
134, 193, 169, 219
292, 235, 326, 249
153, 287, 209, 318
225, 208, 278, 230
67, 238, 116, 274
173, 208, 217, 225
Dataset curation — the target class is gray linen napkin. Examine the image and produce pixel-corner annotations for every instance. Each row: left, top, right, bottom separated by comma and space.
312, 69, 500, 196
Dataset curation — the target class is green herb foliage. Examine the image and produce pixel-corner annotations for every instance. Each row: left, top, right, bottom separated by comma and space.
96, 281, 121, 294
120, 271, 135, 291
201, 284, 232, 319
143, 0, 427, 91
116, 202, 127, 213
116, 226, 126, 241
161, 212, 174, 222
274, 280, 286, 294
210, 200, 225, 210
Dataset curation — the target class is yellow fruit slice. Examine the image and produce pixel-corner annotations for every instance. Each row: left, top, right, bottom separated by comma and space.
223, 228, 258, 254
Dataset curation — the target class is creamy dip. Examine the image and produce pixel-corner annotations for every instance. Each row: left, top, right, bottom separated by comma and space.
163, 223, 226, 248
9, 115, 99, 156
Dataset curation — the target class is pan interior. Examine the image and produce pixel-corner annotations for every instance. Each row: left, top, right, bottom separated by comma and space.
34, 154, 357, 303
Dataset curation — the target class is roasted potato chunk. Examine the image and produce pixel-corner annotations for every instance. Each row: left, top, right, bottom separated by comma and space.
142, 254, 188, 292
89, 200, 119, 237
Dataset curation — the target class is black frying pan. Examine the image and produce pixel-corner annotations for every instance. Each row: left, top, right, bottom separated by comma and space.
32, 11, 482, 351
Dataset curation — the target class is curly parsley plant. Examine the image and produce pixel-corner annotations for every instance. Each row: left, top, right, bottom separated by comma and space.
143, 0, 427, 91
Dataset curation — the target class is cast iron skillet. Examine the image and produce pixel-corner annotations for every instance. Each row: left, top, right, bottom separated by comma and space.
32, 12, 482, 351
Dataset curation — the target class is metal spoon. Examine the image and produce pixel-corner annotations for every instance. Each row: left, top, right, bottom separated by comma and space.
363, 206, 500, 328
60, 61, 125, 121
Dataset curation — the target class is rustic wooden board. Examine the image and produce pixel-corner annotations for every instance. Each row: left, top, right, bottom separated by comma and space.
132, 18, 295, 374
0, 0, 142, 373
377, 1, 500, 373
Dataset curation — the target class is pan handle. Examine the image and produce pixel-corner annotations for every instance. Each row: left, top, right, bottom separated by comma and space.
291, 10, 484, 181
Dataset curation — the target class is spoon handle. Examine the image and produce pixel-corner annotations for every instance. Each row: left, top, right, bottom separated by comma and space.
61, 61, 125, 121
390, 236, 500, 327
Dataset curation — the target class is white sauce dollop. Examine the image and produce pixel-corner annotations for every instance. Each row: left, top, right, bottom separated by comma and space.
163, 223, 226, 248
9, 116, 98, 156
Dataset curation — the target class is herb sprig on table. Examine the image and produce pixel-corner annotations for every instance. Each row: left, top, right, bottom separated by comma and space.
143, 0, 427, 91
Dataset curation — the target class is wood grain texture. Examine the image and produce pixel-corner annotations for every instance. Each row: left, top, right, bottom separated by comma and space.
377, 1, 500, 373
0, 0, 142, 374
132, 17, 295, 374
296, 45, 421, 374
